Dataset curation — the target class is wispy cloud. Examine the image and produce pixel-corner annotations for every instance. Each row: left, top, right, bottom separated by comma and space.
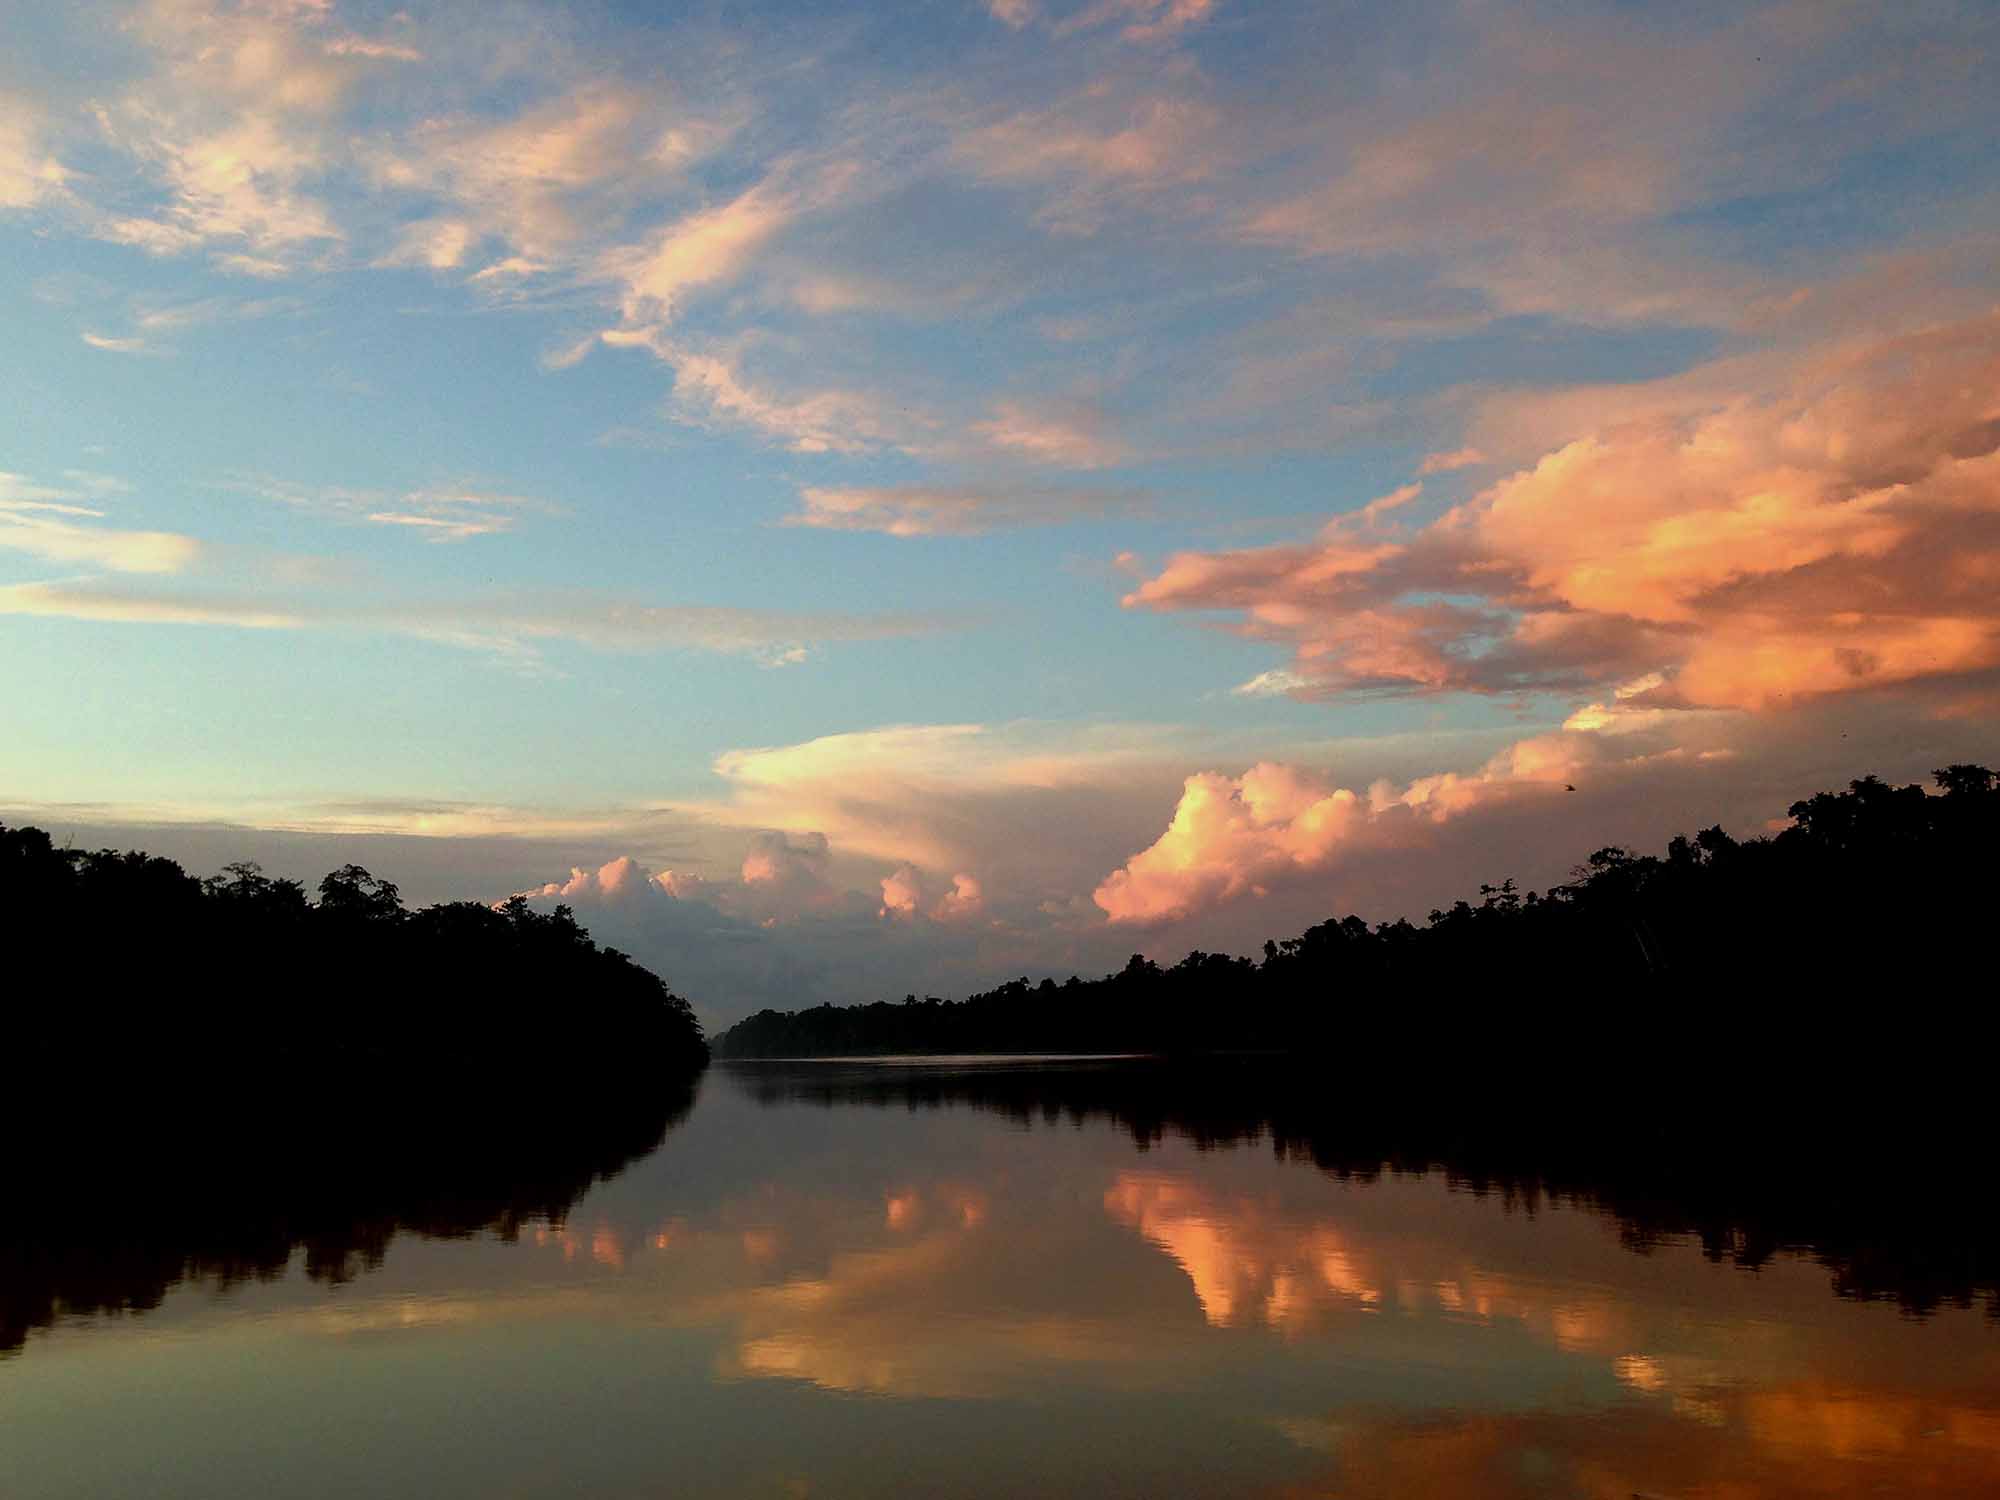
787, 483, 1146, 536
225, 475, 561, 540
0, 575, 957, 669
0, 472, 199, 573
970, 399, 1130, 469
80, 332, 155, 354
0, 92, 66, 208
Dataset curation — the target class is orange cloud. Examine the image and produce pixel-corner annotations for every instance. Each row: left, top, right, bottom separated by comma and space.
881, 865, 988, 923
1419, 446, 1484, 474
1125, 314, 2000, 710
1092, 731, 1613, 923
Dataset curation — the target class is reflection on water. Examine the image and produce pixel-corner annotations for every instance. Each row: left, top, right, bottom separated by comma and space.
3, 1058, 1997, 1498
735, 1056, 2000, 1318
0, 1072, 696, 1358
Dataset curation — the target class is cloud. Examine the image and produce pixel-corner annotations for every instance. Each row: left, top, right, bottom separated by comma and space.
0, 473, 201, 574
602, 181, 795, 323
1117, 0, 1219, 43
1230, 668, 1308, 699
518, 838, 841, 927
689, 722, 1192, 879
0, 580, 292, 628
971, 399, 1130, 469
228, 475, 552, 539
0, 574, 954, 668
1351, 481, 1421, 524
1043, 0, 1221, 44
1092, 731, 1609, 924
80, 333, 154, 354
505, 835, 1007, 1022
363, 512, 510, 541
323, 36, 423, 63
960, 96, 1219, 188
372, 85, 731, 273
955, 90, 1223, 233
880, 865, 987, 923
787, 483, 1144, 536
600, 332, 925, 455
1419, 447, 1484, 475
0, 93, 66, 208
986, 0, 1037, 27
1125, 313, 2000, 710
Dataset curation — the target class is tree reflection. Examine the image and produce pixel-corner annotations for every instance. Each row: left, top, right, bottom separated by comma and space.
0, 1072, 697, 1357
724, 1058, 1999, 1319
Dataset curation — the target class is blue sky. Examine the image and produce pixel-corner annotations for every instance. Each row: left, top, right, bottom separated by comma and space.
5, 0, 1998, 1021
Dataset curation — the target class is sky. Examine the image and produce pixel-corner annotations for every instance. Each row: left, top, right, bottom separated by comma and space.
3, 0, 1998, 1025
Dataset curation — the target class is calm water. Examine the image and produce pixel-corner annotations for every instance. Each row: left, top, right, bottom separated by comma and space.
5, 1058, 1999, 1498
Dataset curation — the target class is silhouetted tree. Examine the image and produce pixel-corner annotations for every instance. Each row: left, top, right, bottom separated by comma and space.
0, 828, 707, 1075
714, 763, 2000, 1060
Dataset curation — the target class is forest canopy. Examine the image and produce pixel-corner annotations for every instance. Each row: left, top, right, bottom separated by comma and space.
0, 829, 708, 1076
715, 764, 1999, 1060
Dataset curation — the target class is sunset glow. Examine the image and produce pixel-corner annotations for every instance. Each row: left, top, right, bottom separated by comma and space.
5, 0, 1997, 1024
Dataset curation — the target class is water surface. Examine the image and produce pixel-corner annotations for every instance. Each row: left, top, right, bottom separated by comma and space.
4, 1058, 1997, 1497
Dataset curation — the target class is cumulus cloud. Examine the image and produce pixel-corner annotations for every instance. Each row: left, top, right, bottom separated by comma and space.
1092, 731, 1610, 924
520, 837, 842, 927
1126, 314, 2000, 711
505, 835, 1012, 1023
787, 483, 1144, 536
880, 865, 987, 922
687, 722, 1196, 881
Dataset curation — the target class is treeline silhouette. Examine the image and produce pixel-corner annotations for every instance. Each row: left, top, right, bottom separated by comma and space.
715, 763, 1999, 1059
1, 826, 708, 1074
0, 1071, 696, 1357
726, 1057, 1998, 1319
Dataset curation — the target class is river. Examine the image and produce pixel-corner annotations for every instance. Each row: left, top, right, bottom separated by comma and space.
4, 1057, 1997, 1497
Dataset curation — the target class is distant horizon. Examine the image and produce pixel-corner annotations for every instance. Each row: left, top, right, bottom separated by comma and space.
12, 758, 1991, 1030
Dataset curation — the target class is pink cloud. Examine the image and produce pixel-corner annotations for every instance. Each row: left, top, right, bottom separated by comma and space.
971, 399, 1131, 469
1418, 447, 1484, 474
787, 483, 1142, 536
1124, 313, 2000, 710
1052, 0, 1221, 43
1091, 731, 1608, 924
881, 865, 988, 923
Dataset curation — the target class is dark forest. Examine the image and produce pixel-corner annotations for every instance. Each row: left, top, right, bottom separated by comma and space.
0, 828, 709, 1076
717, 764, 1999, 1058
